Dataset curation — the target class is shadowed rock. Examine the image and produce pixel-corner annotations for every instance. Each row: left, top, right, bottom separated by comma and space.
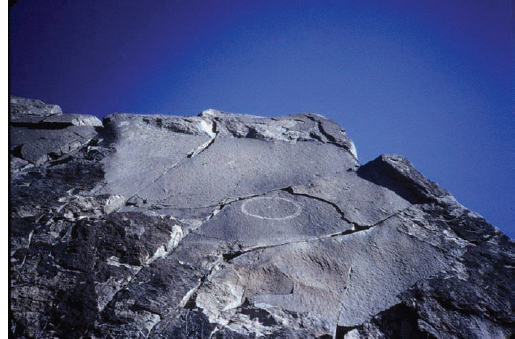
9, 97, 513, 338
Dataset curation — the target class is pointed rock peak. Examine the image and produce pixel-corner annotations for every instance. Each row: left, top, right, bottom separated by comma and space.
358, 154, 448, 204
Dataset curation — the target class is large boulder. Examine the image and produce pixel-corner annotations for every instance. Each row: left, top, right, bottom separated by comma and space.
9, 98, 512, 338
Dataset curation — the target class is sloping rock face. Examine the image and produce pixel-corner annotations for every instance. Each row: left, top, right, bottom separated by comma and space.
10, 97, 513, 338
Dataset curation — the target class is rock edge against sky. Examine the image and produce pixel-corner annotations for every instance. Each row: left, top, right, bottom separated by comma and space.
9, 97, 513, 338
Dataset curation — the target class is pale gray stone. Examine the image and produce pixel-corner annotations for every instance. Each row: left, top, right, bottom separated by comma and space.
10, 95, 62, 117
9, 97, 512, 339
42, 113, 103, 126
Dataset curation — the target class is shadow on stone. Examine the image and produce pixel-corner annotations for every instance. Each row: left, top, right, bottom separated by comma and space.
357, 154, 447, 204
335, 304, 437, 339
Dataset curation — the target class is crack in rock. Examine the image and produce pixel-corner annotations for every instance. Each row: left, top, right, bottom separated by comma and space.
186, 119, 219, 158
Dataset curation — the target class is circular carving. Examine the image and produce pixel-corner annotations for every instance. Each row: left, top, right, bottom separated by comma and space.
241, 197, 302, 220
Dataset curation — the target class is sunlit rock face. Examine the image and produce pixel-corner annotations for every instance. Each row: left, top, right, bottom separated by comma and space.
10, 97, 512, 338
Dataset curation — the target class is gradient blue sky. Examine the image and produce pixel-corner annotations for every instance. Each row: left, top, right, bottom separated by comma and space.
9, 0, 513, 237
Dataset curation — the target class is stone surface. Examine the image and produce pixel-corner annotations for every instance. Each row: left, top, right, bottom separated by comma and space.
10, 97, 102, 167
10, 96, 62, 117
9, 97, 513, 338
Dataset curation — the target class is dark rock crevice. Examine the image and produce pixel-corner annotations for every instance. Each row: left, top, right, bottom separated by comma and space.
11, 121, 73, 129
335, 303, 439, 339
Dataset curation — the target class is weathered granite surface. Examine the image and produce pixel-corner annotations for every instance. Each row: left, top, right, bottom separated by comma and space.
10, 97, 513, 338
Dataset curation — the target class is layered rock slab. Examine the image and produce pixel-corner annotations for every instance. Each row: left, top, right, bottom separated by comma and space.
9, 98, 513, 338
10, 96, 102, 166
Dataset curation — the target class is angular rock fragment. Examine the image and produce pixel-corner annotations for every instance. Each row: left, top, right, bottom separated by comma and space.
10, 96, 102, 167
9, 97, 513, 339
10, 96, 62, 117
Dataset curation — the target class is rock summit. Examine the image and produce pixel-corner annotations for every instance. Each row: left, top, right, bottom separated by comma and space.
10, 97, 513, 338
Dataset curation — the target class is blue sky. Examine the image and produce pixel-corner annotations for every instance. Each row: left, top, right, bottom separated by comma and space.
9, 0, 513, 237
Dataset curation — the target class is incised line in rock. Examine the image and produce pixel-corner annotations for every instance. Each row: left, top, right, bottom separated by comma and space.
241, 196, 303, 220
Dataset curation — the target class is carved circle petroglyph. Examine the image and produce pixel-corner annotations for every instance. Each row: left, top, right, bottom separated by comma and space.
241, 197, 302, 220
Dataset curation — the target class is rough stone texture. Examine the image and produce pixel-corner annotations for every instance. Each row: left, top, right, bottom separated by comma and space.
10, 97, 102, 166
9, 97, 513, 339
10, 96, 63, 117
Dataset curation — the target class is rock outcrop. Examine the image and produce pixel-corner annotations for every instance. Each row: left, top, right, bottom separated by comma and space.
10, 97, 513, 338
